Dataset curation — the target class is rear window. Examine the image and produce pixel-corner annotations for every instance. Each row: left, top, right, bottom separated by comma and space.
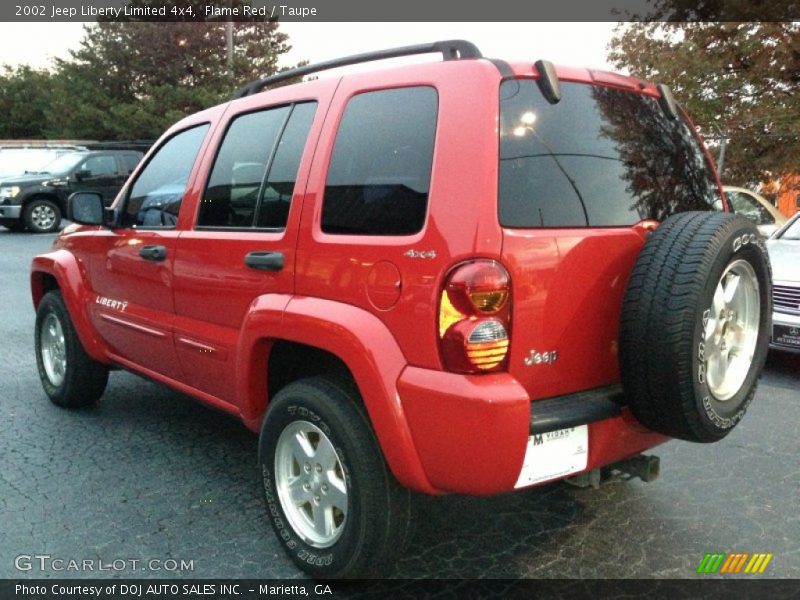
321, 86, 437, 236
499, 80, 720, 228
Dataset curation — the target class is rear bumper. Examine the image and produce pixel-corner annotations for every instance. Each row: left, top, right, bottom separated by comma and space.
398, 366, 668, 495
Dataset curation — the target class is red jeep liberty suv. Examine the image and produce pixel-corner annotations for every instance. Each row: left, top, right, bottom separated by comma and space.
31, 41, 772, 577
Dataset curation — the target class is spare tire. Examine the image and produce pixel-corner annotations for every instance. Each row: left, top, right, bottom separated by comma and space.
619, 211, 772, 443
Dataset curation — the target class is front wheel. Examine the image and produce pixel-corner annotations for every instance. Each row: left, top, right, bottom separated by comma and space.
24, 198, 61, 233
258, 377, 411, 578
35, 291, 109, 407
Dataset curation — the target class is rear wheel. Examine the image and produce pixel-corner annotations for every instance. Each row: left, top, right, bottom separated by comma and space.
35, 291, 109, 407
619, 212, 772, 442
259, 376, 411, 578
24, 198, 61, 233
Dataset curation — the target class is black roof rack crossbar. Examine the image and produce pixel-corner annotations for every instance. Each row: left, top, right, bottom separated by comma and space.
232, 39, 482, 100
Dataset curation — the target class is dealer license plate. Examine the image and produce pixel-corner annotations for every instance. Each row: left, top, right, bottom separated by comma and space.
514, 425, 589, 489
773, 324, 800, 349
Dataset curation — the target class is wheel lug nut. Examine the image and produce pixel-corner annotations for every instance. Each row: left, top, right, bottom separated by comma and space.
303, 482, 310, 491
314, 495, 320, 503
315, 464, 322, 473
304, 463, 310, 473
321, 484, 328, 493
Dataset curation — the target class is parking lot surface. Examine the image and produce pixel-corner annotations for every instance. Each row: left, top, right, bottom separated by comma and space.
1, 229, 798, 579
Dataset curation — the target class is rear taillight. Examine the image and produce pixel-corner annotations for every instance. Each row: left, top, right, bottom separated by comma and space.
438, 260, 511, 373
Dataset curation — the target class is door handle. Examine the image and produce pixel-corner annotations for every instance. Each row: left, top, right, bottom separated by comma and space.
139, 245, 167, 261
244, 251, 284, 272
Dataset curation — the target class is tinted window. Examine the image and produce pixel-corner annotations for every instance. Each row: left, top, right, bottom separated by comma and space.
198, 107, 291, 228
321, 87, 437, 235
256, 103, 317, 229
726, 191, 774, 225
499, 80, 720, 227
121, 154, 141, 174
82, 155, 117, 176
123, 124, 209, 228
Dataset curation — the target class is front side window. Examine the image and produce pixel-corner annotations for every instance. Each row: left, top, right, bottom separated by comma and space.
123, 124, 210, 228
321, 86, 438, 236
81, 155, 117, 176
198, 102, 316, 229
499, 80, 720, 227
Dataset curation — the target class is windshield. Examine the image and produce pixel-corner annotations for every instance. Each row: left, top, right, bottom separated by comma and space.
37, 153, 85, 175
0, 150, 62, 176
499, 80, 720, 227
778, 215, 800, 240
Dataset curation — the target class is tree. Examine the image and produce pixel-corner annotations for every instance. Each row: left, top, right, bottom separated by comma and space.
608, 23, 800, 190
46, 15, 292, 139
0, 66, 56, 139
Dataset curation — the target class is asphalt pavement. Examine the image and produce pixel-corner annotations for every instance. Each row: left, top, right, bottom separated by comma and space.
1, 228, 798, 579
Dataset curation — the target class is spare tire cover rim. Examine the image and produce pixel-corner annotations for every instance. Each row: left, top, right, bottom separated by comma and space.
704, 259, 760, 402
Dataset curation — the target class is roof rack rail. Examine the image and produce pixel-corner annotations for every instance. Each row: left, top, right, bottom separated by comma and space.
232, 39, 482, 100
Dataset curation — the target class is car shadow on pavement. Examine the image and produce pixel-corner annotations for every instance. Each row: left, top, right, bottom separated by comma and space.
39, 371, 611, 579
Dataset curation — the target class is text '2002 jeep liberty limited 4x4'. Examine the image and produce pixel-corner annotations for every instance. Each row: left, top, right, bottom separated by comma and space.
31, 41, 772, 577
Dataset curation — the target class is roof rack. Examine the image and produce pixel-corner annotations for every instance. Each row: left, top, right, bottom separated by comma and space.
232, 39, 482, 100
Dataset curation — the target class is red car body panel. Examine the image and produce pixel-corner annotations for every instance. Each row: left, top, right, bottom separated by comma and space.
31, 58, 723, 495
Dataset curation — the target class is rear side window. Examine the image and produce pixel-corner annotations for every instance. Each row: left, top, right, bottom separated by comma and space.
499, 80, 719, 228
199, 102, 316, 229
123, 124, 209, 228
321, 86, 438, 236
121, 154, 141, 174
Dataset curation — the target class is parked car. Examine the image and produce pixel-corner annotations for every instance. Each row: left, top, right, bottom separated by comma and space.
767, 212, 800, 353
0, 150, 142, 233
30, 41, 772, 578
722, 185, 787, 238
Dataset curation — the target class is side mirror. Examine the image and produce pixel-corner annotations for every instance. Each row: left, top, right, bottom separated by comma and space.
74, 169, 91, 181
68, 192, 104, 225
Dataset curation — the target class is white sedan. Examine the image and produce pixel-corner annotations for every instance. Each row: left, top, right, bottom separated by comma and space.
767, 212, 800, 353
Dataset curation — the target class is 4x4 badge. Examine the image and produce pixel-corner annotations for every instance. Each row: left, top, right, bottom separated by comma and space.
404, 249, 436, 259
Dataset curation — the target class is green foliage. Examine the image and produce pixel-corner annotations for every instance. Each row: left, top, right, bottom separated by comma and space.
608, 22, 800, 185
1, 19, 291, 140
0, 66, 54, 138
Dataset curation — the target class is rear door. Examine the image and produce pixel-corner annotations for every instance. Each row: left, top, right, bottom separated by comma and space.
171, 79, 337, 405
498, 78, 722, 400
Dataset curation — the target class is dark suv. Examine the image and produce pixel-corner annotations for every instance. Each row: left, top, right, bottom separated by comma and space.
0, 150, 142, 233
31, 41, 772, 578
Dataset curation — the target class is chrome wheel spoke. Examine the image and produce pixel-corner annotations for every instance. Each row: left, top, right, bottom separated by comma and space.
325, 476, 347, 511
314, 438, 337, 470
286, 476, 310, 506
722, 273, 741, 304
712, 283, 727, 316
313, 504, 333, 538
706, 353, 726, 389
291, 431, 315, 463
